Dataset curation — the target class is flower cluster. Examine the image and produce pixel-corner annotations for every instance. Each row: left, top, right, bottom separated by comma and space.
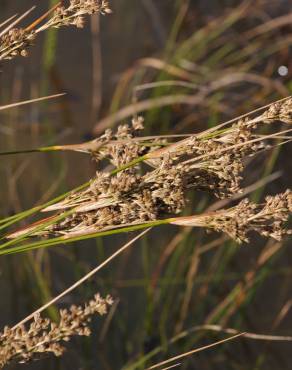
42, 0, 112, 30
172, 190, 292, 243
0, 1, 111, 61
0, 28, 36, 60
9, 98, 288, 240
0, 293, 113, 367
262, 98, 292, 124
6, 97, 292, 242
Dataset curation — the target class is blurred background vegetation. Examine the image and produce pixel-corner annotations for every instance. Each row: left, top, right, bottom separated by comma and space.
0, 0, 292, 369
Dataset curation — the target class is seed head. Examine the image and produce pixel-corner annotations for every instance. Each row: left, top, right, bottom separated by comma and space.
172, 190, 292, 243
0, 293, 113, 368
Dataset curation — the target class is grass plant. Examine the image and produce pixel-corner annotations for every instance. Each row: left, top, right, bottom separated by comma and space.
0, 1, 292, 369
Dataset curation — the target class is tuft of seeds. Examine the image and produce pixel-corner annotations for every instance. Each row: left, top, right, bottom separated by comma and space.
0, 1, 111, 61
0, 28, 36, 60
0, 293, 113, 368
172, 190, 292, 243
94, 116, 147, 166
40, 0, 112, 31
262, 97, 292, 124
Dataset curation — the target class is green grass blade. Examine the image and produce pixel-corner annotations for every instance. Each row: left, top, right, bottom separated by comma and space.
0, 219, 174, 256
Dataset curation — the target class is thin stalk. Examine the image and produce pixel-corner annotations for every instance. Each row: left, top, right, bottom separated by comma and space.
0, 93, 65, 111
0, 219, 175, 256
147, 332, 244, 370
0, 146, 63, 156
12, 229, 150, 330
0, 181, 90, 231
0, 7, 35, 38
1, 209, 79, 250
0, 128, 231, 157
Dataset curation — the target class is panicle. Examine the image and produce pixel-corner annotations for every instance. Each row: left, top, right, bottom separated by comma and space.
172, 190, 292, 243
0, 27, 35, 60
6, 97, 292, 242
0, 1, 112, 61
262, 97, 292, 124
0, 293, 113, 368
47, 0, 112, 30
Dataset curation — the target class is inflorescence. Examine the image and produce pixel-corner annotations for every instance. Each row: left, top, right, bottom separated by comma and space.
0, 293, 113, 367
10, 97, 291, 243
0, 1, 111, 61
